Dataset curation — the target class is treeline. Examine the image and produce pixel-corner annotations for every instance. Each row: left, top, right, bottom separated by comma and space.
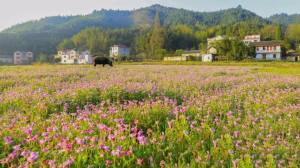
57, 13, 300, 61
1, 5, 300, 62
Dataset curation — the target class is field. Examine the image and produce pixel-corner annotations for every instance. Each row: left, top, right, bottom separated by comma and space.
0, 63, 299, 167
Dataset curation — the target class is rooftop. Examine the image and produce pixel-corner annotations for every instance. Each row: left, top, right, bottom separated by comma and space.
183, 50, 200, 54
251, 41, 281, 47
112, 44, 129, 48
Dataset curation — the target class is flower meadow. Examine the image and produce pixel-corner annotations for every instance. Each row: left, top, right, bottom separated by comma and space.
0, 65, 299, 168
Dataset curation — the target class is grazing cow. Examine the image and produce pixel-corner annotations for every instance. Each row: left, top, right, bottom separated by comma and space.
94, 56, 113, 67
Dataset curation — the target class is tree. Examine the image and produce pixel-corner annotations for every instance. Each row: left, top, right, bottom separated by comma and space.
214, 39, 251, 61
72, 28, 110, 56
57, 39, 75, 50
132, 33, 150, 59
36, 53, 49, 63
275, 25, 283, 41
287, 24, 300, 43
149, 12, 165, 59
260, 25, 277, 41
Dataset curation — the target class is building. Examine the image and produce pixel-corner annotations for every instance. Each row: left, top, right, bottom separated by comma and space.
207, 35, 225, 54
164, 56, 189, 61
207, 46, 218, 55
181, 50, 201, 57
243, 35, 261, 45
0, 55, 13, 64
164, 50, 202, 62
286, 50, 300, 62
110, 45, 130, 60
202, 54, 215, 62
56, 50, 93, 64
14, 51, 34, 65
252, 41, 282, 60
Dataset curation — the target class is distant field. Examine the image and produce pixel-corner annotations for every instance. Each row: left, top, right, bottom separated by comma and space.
0, 64, 299, 167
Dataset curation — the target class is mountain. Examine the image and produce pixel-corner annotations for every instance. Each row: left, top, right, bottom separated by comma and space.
3, 4, 265, 34
0, 4, 268, 55
268, 13, 300, 25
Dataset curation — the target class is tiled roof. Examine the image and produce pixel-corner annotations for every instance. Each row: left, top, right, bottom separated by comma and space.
251, 41, 281, 47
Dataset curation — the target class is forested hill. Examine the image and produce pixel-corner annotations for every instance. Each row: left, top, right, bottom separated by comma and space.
3, 4, 265, 34
268, 13, 300, 25
0, 4, 298, 56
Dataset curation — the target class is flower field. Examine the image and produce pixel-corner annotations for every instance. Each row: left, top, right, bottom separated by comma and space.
0, 64, 299, 167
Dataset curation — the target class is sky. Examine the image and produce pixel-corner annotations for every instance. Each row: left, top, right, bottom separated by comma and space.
0, 0, 300, 31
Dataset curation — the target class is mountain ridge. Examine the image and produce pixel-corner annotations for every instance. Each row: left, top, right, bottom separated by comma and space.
2, 4, 267, 34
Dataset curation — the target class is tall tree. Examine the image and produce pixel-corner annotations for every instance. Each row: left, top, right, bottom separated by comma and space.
275, 25, 283, 41
149, 12, 165, 59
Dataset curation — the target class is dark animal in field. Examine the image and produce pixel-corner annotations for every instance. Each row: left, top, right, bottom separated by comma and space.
94, 56, 113, 67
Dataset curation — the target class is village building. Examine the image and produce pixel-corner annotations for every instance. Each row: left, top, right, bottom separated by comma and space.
243, 35, 261, 45
252, 41, 282, 60
14, 51, 34, 65
56, 50, 93, 64
286, 50, 300, 62
0, 54, 13, 64
163, 56, 189, 61
110, 45, 130, 60
164, 50, 202, 61
181, 50, 201, 57
202, 54, 215, 62
207, 35, 225, 54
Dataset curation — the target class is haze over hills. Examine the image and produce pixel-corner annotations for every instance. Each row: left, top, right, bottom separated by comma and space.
0, 4, 299, 56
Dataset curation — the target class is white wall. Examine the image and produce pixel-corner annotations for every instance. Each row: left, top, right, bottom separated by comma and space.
255, 53, 281, 60
202, 54, 213, 62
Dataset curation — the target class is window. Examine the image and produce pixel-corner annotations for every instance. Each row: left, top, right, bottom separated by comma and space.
273, 54, 276, 59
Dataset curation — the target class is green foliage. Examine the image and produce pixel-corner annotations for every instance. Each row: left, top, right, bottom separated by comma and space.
214, 38, 252, 61
57, 39, 75, 50
149, 12, 165, 59
0, 5, 300, 60
275, 25, 283, 40
261, 25, 277, 40
268, 13, 300, 25
286, 24, 300, 43
0, 5, 267, 56
72, 28, 110, 55
35, 53, 50, 63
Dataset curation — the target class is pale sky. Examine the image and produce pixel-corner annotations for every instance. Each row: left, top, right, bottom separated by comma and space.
1, 0, 300, 31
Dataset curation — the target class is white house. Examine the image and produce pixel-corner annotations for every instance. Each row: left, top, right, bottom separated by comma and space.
110, 45, 130, 60
202, 54, 214, 62
14, 51, 34, 65
243, 35, 261, 45
56, 50, 93, 64
252, 41, 282, 60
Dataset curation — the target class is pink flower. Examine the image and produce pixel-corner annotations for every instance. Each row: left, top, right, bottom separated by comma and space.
108, 134, 115, 141
105, 160, 113, 166
61, 158, 74, 168
46, 160, 56, 168
111, 146, 123, 157
58, 139, 73, 152
227, 111, 233, 117
27, 152, 38, 162
63, 103, 69, 112
137, 131, 147, 145
98, 124, 112, 132
24, 126, 33, 135
136, 158, 144, 166
3, 136, 13, 145
100, 145, 110, 152
75, 137, 85, 145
